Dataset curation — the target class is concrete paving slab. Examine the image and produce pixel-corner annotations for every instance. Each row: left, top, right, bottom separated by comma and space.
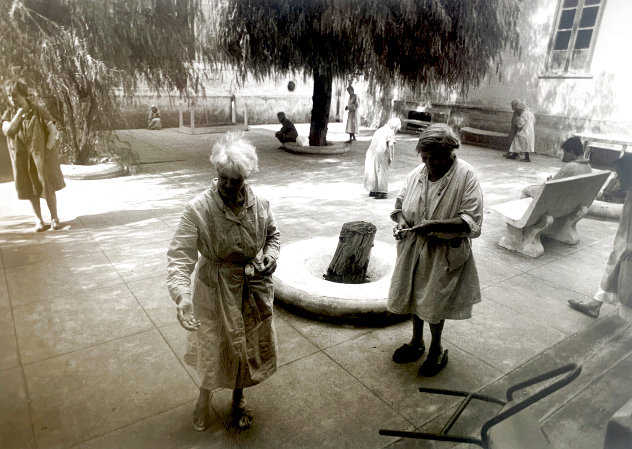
482, 272, 610, 335
385, 402, 485, 449
527, 244, 612, 297
0, 366, 35, 449
102, 239, 170, 283
542, 353, 632, 449
210, 352, 411, 449
74, 401, 238, 449
443, 298, 566, 373
87, 218, 175, 251
273, 303, 377, 350
13, 284, 154, 364
24, 329, 199, 449
324, 325, 502, 426
127, 274, 178, 327
0, 230, 101, 268
5, 252, 124, 306
0, 307, 19, 369
0, 272, 9, 308
273, 314, 320, 367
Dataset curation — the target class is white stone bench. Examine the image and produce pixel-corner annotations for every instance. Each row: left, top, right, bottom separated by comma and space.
490, 171, 611, 258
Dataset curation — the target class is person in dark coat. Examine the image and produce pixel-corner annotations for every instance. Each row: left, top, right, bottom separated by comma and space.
275, 112, 298, 146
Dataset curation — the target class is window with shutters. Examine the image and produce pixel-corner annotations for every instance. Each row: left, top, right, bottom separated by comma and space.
545, 0, 606, 76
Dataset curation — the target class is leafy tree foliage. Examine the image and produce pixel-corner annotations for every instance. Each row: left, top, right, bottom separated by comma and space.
214, 0, 521, 145
0, 0, 207, 164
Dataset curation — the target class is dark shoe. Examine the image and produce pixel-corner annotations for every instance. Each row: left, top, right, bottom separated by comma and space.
374, 192, 388, 199
369, 191, 377, 197
504, 153, 517, 160
568, 299, 601, 318
233, 397, 254, 430
35, 221, 48, 232
418, 349, 448, 377
392, 343, 425, 364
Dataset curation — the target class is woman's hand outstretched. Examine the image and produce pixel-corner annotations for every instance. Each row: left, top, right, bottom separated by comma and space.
177, 295, 200, 331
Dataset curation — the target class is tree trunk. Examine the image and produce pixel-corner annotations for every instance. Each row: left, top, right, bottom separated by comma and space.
324, 221, 377, 284
309, 68, 332, 146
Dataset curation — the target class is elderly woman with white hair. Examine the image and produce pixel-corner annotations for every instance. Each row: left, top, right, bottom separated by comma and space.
167, 133, 280, 431
389, 124, 483, 376
364, 117, 402, 199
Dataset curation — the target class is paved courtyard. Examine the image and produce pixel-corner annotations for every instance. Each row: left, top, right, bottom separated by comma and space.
1, 123, 631, 449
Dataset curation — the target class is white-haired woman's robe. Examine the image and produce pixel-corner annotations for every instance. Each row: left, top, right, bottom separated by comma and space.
387, 158, 484, 323
167, 180, 280, 390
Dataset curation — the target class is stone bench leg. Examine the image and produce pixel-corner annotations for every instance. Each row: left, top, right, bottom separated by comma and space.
499, 215, 554, 258
543, 205, 588, 245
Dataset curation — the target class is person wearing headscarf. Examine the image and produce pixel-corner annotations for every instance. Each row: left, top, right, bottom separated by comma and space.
1, 80, 65, 231
388, 124, 484, 377
505, 101, 535, 162
364, 117, 402, 199
167, 132, 280, 431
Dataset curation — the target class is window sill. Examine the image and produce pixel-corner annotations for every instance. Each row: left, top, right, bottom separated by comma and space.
538, 73, 593, 80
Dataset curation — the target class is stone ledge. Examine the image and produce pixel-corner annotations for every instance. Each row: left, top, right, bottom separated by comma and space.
282, 142, 350, 155
61, 162, 124, 180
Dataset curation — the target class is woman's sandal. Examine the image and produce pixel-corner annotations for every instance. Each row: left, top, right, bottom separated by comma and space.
233, 397, 254, 430
418, 349, 449, 377
392, 343, 425, 364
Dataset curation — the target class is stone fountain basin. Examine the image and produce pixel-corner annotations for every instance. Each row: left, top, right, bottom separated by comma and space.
273, 237, 396, 319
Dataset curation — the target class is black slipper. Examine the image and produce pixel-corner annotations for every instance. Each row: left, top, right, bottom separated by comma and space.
418, 349, 448, 377
392, 343, 425, 364
568, 299, 600, 318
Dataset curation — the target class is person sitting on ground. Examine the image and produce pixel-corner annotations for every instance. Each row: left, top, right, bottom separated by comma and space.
521, 136, 591, 198
274, 112, 298, 146
148, 105, 162, 130
364, 117, 401, 200
505, 101, 535, 162
2, 79, 65, 232
388, 124, 484, 377
567, 152, 632, 324
167, 132, 280, 431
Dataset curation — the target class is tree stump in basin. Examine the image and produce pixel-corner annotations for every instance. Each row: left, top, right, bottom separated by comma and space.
324, 221, 377, 284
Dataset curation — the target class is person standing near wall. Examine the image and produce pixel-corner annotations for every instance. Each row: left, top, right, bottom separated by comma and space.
505, 100, 520, 155
505, 101, 535, 162
345, 86, 360, 143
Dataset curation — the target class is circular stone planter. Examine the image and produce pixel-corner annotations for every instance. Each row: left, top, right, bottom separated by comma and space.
61, 162, 124, 180
273, 237, 397, 320
282, 142, 350, 155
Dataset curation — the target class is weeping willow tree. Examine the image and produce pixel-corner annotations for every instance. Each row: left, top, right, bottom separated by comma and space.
214, 0, 521, 146
0, 0, 209, 164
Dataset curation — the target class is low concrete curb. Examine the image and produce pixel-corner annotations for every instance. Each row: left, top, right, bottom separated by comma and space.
61, 163, 124, 180
283, 141, 350, 155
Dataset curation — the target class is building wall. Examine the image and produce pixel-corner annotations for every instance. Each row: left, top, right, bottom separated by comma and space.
117, 70, 315, 129
383, 0, 631, 156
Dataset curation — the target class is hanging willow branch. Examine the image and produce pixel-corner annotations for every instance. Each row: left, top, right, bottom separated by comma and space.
0, 0, 212, 164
